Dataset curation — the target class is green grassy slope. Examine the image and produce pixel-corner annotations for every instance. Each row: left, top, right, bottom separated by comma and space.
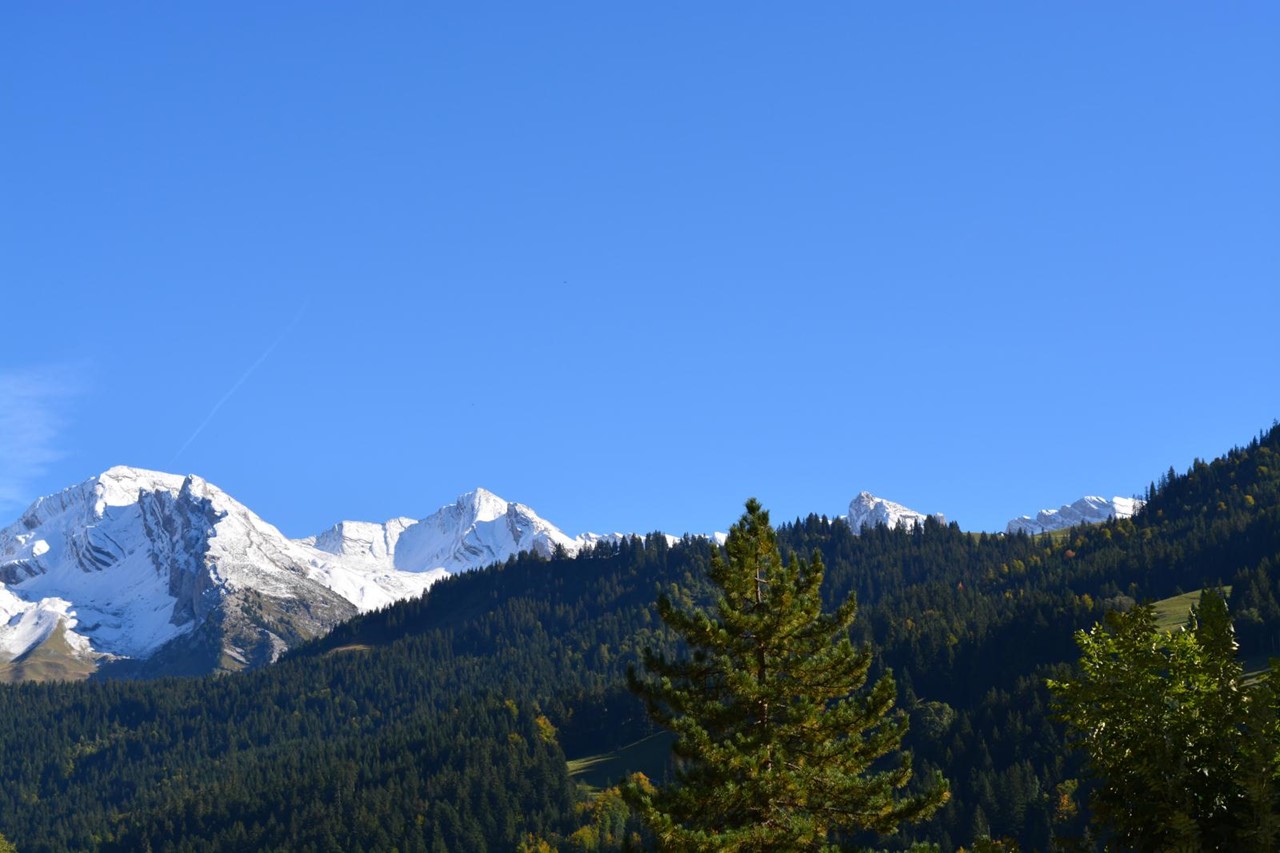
568, 731, 676, 795
0, 624, 98, 684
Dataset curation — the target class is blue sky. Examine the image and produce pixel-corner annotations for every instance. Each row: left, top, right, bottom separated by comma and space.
3, 3, 1277, 538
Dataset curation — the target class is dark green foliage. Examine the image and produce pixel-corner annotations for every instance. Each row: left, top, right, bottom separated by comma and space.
0, 645, 575, 852
626, 499, 948, 850
0, 424, 1273, 850
0, 535, 716, 852
1050, 589, 1280, 851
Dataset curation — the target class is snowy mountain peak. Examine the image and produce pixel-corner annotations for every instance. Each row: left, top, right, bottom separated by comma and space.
96, 465, 188, 508
75, 466, 258, 529
844, 491, 945, 534
454, 487, 511, 524
301, 488, 577, 575
304, 518, 417, 563
391, 488, 578, 574
12, 466, 181, 534
0, 470, 714, 680
0, 467, 365, 671
1006, 495, 1143, 535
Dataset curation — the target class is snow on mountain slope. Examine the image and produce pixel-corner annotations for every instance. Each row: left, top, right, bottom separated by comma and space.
303, 490, 690, 590
0, 467, 200, 661
296, 489, 583, 609
844, 491, 946, 534
0, 466, 359, 668
295, 516, 443, 611
0, 471, 626, 673
305, 518, 417, 564
576, 531, 683, 549
0, 588, 89, 660
392, 488, 579, 572
0, 467, 809, 678
1006, 496, 1144, 535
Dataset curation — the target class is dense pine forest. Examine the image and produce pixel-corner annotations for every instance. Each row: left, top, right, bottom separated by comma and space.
0, 424, 1276, 851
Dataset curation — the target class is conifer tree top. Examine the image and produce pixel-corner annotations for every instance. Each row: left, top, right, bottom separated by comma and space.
626, 499, 948, 851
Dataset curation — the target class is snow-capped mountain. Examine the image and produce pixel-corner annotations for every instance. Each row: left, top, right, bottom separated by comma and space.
296, 487, 588, 608
388, 488, 578, 572
1006, 496, 1143, 535
0, 467, 367, 678
844, 491, 946, 534
0, 470, 602, 680
5, 467, 1153, 681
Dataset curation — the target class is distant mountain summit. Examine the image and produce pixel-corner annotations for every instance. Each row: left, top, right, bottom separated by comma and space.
297, 487, 583, 601
1006, 495, 1143, 535
841, 491, 1144, 537
392, 487, 579, 572
0, 470, 598, 679
0, 466, 357, 678
0, 467, 1149, 682
843, 491, 945, 534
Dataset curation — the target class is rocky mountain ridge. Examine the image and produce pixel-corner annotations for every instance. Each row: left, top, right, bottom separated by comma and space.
1006, 495, 1144, 535
0, 469, 1139, 681
0, 470, 609, 678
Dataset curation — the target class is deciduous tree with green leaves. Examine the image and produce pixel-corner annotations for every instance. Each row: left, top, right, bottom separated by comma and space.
1049, 588, 1280, 852
624, 499, 948, 852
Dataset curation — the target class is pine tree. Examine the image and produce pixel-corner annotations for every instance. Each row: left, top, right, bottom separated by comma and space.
625, 499, 949, 851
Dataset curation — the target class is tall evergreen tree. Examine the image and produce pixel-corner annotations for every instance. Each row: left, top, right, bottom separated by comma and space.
625, 499, 948, 851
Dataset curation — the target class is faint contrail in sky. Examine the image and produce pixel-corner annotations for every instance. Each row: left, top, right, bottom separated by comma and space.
170, 301, 310, 464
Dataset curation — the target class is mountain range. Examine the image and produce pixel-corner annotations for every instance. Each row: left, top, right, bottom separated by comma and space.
1005, 495, 1143, 535
0, 424, 1270, 851
0, 466, 1138, 680
0, 468, 613, 679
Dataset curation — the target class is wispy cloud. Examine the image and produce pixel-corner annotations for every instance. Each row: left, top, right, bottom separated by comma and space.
0, 366, 79, 511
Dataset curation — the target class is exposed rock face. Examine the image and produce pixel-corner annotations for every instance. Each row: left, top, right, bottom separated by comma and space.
0, 472, 595, 678
0, 467, 360, 677
0, 467, 803, 680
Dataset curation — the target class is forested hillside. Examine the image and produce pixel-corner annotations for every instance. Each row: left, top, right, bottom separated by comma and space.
0, 424, 1276, 851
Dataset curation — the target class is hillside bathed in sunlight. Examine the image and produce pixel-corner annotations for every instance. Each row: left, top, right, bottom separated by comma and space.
3, 3, 1277, 851
0, 424, 1274, 848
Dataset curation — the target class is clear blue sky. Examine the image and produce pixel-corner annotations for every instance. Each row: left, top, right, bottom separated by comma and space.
3, 3, 1277, 538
